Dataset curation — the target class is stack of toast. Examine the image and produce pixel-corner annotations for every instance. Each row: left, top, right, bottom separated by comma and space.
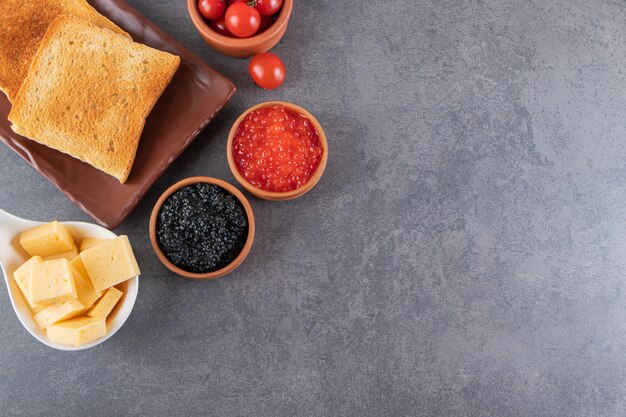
0, 0, 180, 183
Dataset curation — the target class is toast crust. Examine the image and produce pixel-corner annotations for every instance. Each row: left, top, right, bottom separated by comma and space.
8, 15, 180, 183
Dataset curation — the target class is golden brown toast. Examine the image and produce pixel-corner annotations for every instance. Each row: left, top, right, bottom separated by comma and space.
8, 15, 180, 183
0, 0, 130, 103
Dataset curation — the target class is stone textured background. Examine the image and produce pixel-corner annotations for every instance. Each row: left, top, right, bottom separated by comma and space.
2, 0, 626, 415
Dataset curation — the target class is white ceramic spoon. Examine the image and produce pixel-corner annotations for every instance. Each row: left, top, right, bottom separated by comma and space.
0, 208, 138, 351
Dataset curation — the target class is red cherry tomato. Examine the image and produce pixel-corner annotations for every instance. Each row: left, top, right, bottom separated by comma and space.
255, 0, 283, 16
225, 2, 260, 38
198, 0, 226, 20
248, 52, 286, 89
209, 15, 232, 36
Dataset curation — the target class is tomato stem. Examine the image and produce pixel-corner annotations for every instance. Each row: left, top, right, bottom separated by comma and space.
247, 0, 257, 6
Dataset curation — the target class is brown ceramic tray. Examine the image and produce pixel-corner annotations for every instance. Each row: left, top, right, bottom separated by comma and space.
0, 0, 235, 229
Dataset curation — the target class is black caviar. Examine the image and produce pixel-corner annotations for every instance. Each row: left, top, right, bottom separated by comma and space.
156, 183, 248, 273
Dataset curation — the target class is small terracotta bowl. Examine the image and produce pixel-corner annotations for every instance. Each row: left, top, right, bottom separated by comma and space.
149, 176, 255, 279
187, 0, 293, 58
227, 101, 328, 201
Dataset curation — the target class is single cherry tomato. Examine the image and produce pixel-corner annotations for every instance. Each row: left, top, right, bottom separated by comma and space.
198, 0, 226, 20
255, 0, 283, 16
210, 15, 232, 36
225, 2, 261, 38
248, 52, 286, 89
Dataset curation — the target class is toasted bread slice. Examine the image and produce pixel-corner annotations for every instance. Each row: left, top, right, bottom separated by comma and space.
8, 16, 180, 183
0, 0, 130, 103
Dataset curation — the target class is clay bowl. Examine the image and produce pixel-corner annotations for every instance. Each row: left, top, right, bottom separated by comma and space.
149, 177, 255, 279
226, 101, 328, 201
187, 0, 293, 58
227, 101, 328, 201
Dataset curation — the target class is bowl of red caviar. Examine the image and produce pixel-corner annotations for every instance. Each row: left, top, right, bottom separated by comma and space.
227, 101, 328, 201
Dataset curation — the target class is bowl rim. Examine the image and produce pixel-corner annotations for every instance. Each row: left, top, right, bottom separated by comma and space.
149, 176, 255, 280
187, 0, 293, 50
226, 101, 329, 201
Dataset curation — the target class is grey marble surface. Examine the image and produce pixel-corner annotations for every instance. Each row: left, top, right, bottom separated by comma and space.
2, 0, 626, 415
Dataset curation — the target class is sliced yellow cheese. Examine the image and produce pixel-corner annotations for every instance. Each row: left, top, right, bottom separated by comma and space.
79, 236, 140, 292
69, 255, 90, 282
32, 303, 52, 314
87, 287, 123, 319
44, 247, 79, 261
34, 299, 86, 330
29, 259, 77, 305
19, 221, 76, 258
46, 317, 106, 347
69, 257, 102, 308
13, 256, 43, 308
80, 238, 110, 252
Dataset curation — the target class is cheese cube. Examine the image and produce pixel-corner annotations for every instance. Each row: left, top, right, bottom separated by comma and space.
34, 300, 86, 330
87, 287, 123, 319
44, 247, 79, 262
80, 238, 110, 252
13, 256, 43, 308
19, 221, 76, 258
29, 259, 77, 305
69, 257, 102, 308
79, 236, 140, 292
69, 255, 90, 281
32, 303, 51, 314
46, 317, 106, 347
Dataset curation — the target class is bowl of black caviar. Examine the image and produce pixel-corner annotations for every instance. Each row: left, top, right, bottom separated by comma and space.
149, 177, 255, 279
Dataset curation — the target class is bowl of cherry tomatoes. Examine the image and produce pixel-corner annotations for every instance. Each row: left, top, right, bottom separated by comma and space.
187, 0, 293, 58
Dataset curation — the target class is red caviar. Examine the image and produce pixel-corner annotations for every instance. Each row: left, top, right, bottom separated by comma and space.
232, 105, 323, 192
